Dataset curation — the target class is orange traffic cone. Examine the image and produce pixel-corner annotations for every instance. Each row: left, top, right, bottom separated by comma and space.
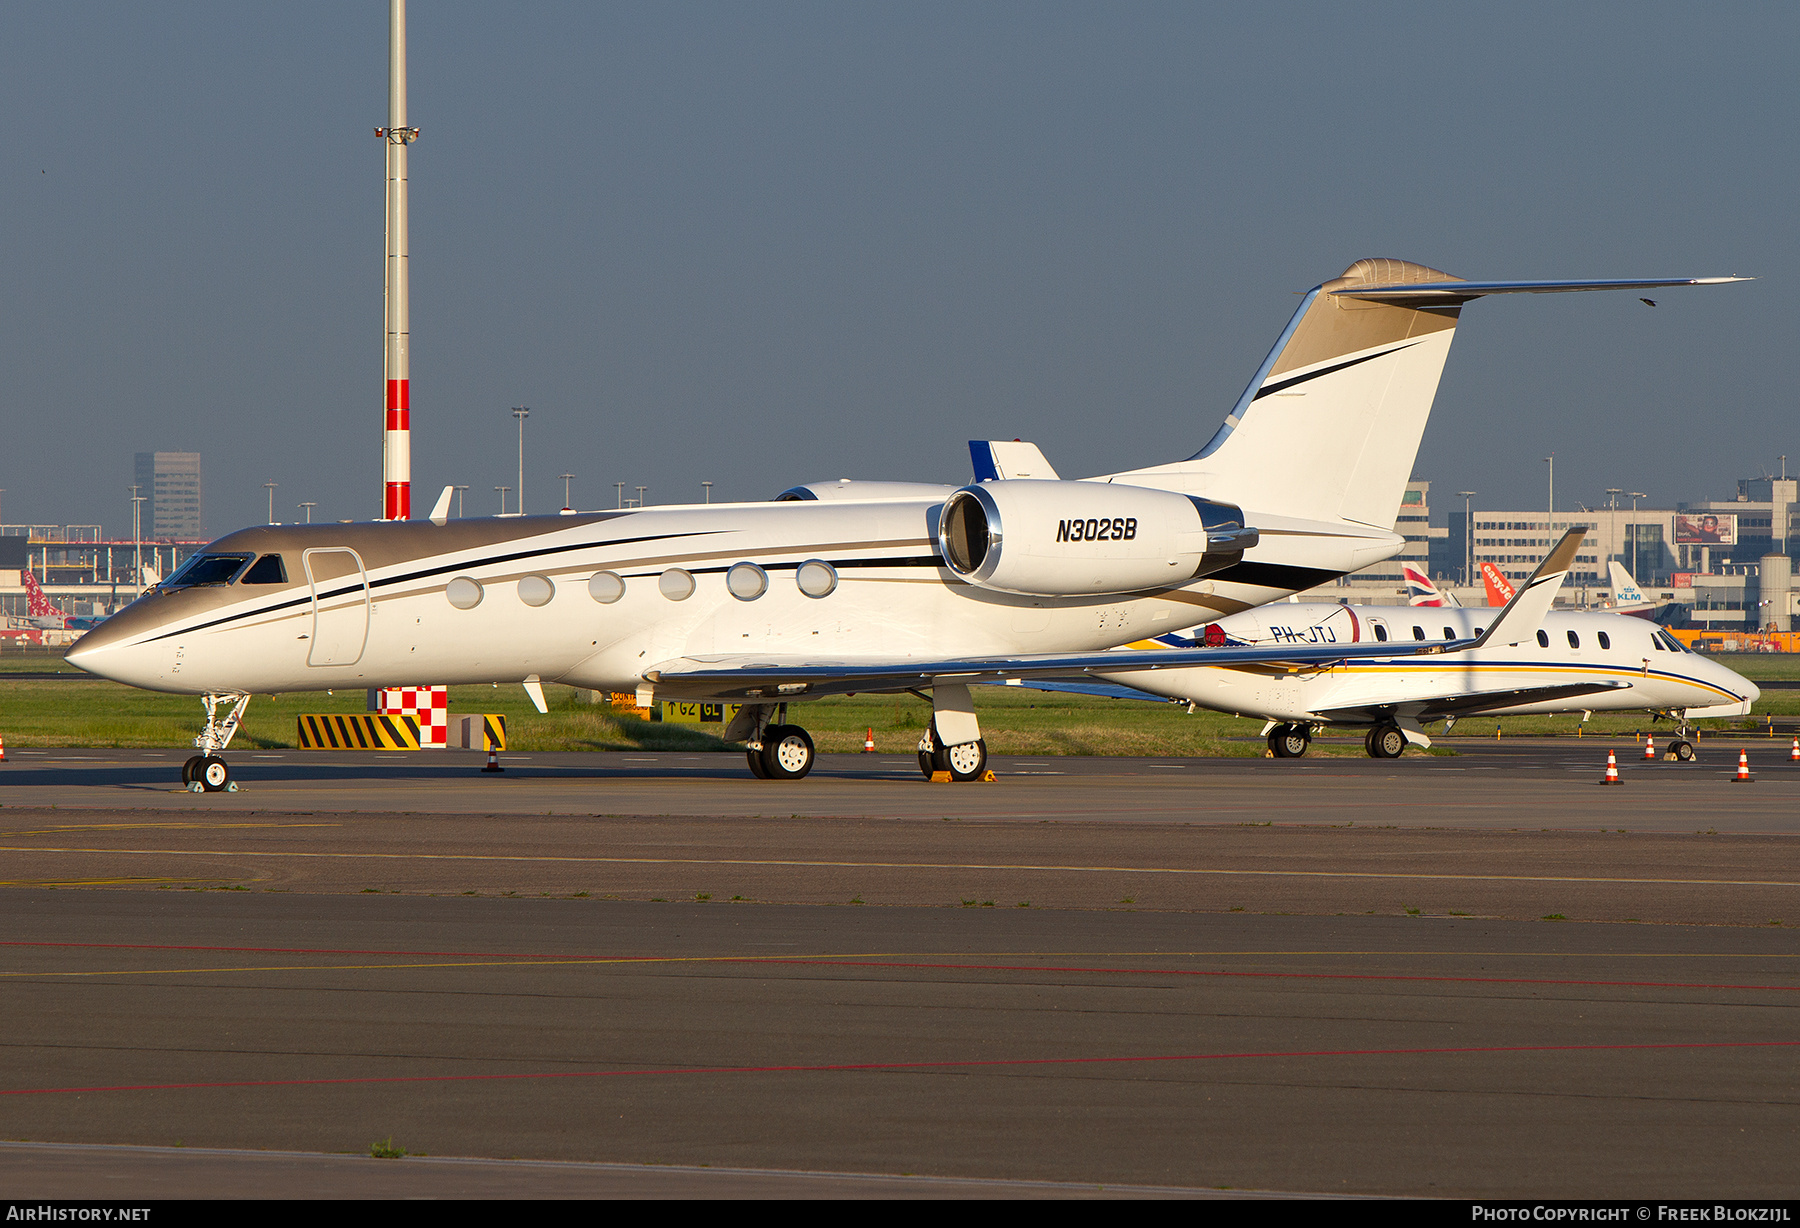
1643, 734, 1656, 760
1733, 749, 1752, 783
1789, 738, 1798, 763
481, 744, 504, 773
1599, 749, 1622, 785
863, 728, 876, 753
0, 733, 6, 762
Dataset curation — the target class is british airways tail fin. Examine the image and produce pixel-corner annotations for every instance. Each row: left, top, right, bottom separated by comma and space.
1402, 563, 1457, 607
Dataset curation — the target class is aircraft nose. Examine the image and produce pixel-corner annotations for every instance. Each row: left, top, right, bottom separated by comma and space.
64, 601, 164, 687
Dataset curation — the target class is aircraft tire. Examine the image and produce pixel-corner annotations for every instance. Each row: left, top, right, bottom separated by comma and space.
943, 738, 988, 782
746, 746, 770, 778
1269, 725, 1310, 758
1368, 723, 1406, 759
1670, 739, 1696, 762
198, 755, 232, 792
181, 755, 204, 785
761, 725, 815, 780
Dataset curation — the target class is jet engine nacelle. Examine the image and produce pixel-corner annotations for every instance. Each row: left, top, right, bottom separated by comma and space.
936, 480, 1258, 596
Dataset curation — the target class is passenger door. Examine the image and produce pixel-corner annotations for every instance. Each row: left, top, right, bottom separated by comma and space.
303, 547, 370, 667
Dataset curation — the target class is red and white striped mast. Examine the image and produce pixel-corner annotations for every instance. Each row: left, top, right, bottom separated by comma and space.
377, 0, 417, 521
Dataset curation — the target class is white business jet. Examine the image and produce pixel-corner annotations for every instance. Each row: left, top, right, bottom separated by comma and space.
67, 258, 1743, 789
1095, 529, 1755, 760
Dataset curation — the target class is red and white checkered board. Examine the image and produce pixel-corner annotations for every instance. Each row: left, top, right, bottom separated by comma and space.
378, 686, 448, 748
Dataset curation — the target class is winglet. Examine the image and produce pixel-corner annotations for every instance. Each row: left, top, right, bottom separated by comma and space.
1471, 528, 1587, 648
428, 485, 454, 527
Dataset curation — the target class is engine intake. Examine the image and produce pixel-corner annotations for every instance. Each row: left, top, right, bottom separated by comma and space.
937, 480, 1256, 596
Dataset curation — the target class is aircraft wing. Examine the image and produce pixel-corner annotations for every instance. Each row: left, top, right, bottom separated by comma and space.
642, 638, 1476, 702
1306, 680, 1632, 724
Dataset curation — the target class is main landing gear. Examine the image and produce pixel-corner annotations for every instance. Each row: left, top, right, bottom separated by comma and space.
737, 703, 818, 780
1266, 723, 1312, 758
728, 683, 990, 783
917, 728, 989, 781
1364, 722, 1407, 759
183, 692, 250, 792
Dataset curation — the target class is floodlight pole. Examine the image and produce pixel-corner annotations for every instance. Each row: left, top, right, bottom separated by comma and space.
1457, 492, 1475, 586
264, 482, 277, 524
512, 406, 530, 514
299, 502, 316, 524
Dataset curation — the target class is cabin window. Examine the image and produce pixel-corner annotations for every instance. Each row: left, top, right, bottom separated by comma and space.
1597, 631, 1611, 650
241, 554, 287, 584
1373, 625, 1388, 642
1412, 626, 1425, 641
1474, 627, 1485, 637
1567, 630, 1580, 649
1443, 627, 1455, 640
1536, 630, 1550, 648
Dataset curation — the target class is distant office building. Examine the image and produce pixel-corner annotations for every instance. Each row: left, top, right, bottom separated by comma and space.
134, 452, 202, 539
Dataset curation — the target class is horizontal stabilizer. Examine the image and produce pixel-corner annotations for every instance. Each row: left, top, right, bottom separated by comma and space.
1333, 275, 1750, 302
1472, 528, 1586, 648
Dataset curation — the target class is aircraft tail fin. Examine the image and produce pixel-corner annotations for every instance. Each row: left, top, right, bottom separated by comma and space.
1402, 563, 1453, 607
1480, 562, 1516, 608
1608, 559, 1649, 607
1100, 262, 1744, 530
21, 567, 58, 619
1472, 529, 1586, 649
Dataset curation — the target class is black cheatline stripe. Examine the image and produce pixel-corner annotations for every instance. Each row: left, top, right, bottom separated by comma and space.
648, 556, 946, 578
1250, 341, 1421, 401
143, 530, 712, 644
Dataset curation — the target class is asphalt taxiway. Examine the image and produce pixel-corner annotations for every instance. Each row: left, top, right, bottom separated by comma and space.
0, 741, 1794, 1198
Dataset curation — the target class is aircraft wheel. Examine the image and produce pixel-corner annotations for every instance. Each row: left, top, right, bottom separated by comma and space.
942, 738, 988, 782
760, 725, 815, 780
1368, 723, 1406, 759
1269, 724, 1310, 758
198, 755, 232, 792
1670, 739, 1696, 762
181, 755, 204, 785
746, 746, 770, 778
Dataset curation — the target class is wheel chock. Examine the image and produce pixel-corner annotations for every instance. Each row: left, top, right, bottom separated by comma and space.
929, 771, 951, 783
980, 770, 997, 782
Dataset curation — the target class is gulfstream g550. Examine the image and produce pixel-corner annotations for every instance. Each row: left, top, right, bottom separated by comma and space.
67, 259, 1743, 789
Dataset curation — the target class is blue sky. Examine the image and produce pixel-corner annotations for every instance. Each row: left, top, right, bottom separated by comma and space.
0, 2, 1791, 533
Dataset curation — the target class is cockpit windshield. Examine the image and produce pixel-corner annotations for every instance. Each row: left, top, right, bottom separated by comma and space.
161, 553, 254, 589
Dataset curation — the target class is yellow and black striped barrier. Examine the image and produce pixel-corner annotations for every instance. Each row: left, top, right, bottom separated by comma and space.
450, 714, 507, 751
298, 713, 421, 750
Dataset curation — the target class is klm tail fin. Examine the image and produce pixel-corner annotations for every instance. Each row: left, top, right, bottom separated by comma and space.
1608, 560, 1648, 607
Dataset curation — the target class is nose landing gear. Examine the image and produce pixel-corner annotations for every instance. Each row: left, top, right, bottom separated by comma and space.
184, 693, 249, 792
